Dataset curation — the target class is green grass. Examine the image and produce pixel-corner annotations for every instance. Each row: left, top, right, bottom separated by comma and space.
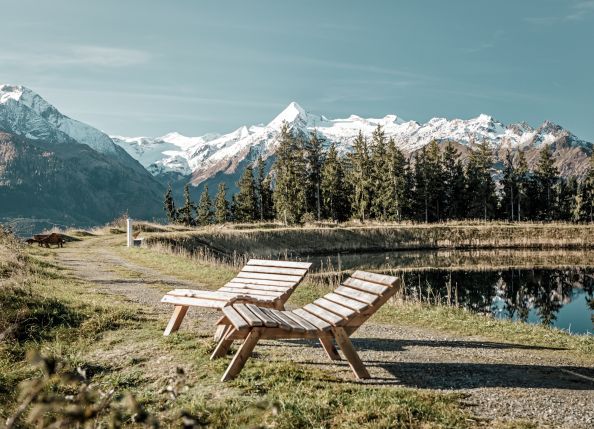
1, 234, 475, 428
5, 231, 590, 427
111, 244, 237, 290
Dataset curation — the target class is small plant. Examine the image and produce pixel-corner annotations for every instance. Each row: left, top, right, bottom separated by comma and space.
4, 351, 159, 429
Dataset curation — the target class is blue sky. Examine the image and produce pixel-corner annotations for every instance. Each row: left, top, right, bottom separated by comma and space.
1, 0, 593, 140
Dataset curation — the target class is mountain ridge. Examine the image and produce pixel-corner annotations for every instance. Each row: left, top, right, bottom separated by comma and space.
112, 101, 592, 186
0, 84, 165, 230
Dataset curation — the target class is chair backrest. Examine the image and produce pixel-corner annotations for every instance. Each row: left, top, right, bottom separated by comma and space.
303, 270, 401, 331
220, 259, 312, 300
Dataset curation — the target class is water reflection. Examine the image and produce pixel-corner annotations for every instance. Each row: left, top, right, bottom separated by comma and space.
401, 268, 594, 333
308, 250, 594, 334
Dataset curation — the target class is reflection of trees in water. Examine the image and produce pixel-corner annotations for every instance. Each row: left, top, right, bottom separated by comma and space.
402, 268, 594, 327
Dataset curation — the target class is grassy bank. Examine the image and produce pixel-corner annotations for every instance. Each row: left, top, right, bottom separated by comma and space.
142, 221, 594, 261
117, 241, 594, 362
0, 231, 480, 428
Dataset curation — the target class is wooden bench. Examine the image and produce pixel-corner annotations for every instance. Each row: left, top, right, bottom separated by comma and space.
210, 270, 401, 381
161, 259, 312, 337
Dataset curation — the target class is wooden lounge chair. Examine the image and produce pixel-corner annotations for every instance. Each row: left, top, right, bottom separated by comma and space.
161, 259, 312, 337
211, 270, 401, 381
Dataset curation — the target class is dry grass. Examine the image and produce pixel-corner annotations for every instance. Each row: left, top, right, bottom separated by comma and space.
141, 221, 594, 263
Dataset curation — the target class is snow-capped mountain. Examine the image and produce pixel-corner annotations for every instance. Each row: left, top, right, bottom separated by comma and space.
113, 101, 592, 185
0, 84, 164, 228
0, 84, 118, 154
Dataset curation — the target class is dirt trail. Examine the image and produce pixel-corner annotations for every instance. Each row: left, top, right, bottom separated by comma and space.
56, 238, 594, 428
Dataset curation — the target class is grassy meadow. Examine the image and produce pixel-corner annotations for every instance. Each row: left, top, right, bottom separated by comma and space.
1, 222, 593, 428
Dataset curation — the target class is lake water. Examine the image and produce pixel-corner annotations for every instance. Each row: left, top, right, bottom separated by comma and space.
307, 249, 594, 335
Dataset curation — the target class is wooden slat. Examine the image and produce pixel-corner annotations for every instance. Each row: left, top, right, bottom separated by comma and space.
233, 304, 263, 327
225, 282, 290, 292
259, 308, 292, 331
222, 306, 250, 330
219, 287, 282, 297
352, 270, 399, 287
166, 289, 237, 301
282, 311, 319, 333
265, 308, 305, 332
323, 293, 368, 312
304, 304, 344, 326
245, 304, 278, 327
335, 286, 379, 305
247, 259, 312, 269
232, 277, 296, 287
292, 309, 331, 331
314, 298, 357, 319
241, 265, 308, 276
161, 295, 225, 309
343, 278, 389, 296
236, 272, 302, 282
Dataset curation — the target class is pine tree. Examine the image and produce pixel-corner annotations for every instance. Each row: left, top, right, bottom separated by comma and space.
304, 130, 324, 221
424, 140, 445, 222
385, 138, 407, 221
557, 177, 578, 221
178, 183, 196, 226
501, 150, 517, 221
196, 185, 213, 225
534, 144, 559, 220
516, 150, 530, 221
320, 143, 349, 221
370, 125, 390, 220
255, 156, 266, 221
441, 142, 466, 220
466, 141, 498, 220
235, 166, 258, 222
348, 131, 372, 222
401, 159, 416, 220
260, 176, 274, 220
214, 183, 229, 223
272, 123, 307, 224
163, 184, 177, 223
581, 155, 594, 222
412, 148, 429, 222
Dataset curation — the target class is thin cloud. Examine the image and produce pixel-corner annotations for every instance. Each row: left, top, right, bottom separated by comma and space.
525, 0, 594, 24
0, 44, 151, 68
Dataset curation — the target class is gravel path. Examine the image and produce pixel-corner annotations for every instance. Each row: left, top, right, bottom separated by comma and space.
56, 240, 594, 428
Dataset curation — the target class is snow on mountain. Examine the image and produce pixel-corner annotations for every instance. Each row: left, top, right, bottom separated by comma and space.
0, 84, 118, 155
114, 101, 592, 185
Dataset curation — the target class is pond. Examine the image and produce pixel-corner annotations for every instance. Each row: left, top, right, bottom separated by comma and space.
307, 249, 594, 335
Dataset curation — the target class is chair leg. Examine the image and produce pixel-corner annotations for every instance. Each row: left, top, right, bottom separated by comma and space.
211, 326, 235, 360
213, 324, 227, 342
163, 305, 188, 336
221, 328, 262, 382
319, 335, 340, 360
332, 327, 370, 379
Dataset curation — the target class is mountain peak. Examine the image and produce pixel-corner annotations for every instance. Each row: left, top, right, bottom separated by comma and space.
0, 84, 25, 104
268, 101, 308, 128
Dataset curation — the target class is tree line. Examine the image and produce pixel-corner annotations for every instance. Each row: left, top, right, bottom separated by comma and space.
163, 123, 594, 225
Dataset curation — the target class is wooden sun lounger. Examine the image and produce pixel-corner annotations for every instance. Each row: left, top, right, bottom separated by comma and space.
210, 270, 401, 381
161, 259, 312, 337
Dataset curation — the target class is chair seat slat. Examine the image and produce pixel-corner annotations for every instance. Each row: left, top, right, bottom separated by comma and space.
241, 266, 308, 276
222, 306, 250, 330
314, 298, 357, 319
335, 286, 379, 305
304, 304, 344, 326
247, 259, 312, 269
343, 278, 389, 295
292, 309, 332, 331
245, 304, 278, 327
